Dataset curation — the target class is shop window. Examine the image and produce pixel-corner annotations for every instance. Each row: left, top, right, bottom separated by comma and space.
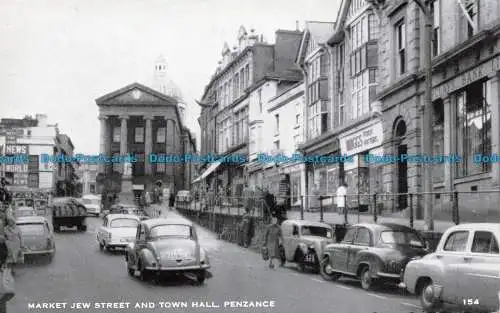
432, 99, 444, 183
455, 80, 491, 177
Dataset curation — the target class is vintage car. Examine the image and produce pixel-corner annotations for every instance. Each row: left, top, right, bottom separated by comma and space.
15, 206, 37, 218
403, 223, 500, 313
280, 220, 334, 272
81, 194, 101, 216
321, 223, 428, 290
125, 218, 211, 284
16, 216, 55, 262
97, 214, 140, 251
50, 197, 87, 232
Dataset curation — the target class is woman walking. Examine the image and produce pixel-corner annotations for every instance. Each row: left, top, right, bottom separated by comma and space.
262, 216, 283, 269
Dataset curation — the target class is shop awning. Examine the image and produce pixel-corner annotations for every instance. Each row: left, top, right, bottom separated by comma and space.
192, 161, 222, 184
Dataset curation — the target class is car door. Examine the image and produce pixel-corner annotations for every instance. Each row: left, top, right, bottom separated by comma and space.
434, 229, 471, 303
133, 224, 147, 265
331, 227, 357, 272
97, 217, 108, 244
280, 224, 293, 260
455, 230, 500, 312
347, 227, 372, 274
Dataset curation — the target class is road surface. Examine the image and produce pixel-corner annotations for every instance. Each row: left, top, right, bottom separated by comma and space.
9, 207, 424, 313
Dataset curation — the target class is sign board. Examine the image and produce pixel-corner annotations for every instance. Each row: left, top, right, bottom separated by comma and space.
5, 144, 28, 154
132, 184, 144, 190
28, 155, 39, 172
13, 172, 28, 186
5, 164, 28, 172
340, 123, 383, 156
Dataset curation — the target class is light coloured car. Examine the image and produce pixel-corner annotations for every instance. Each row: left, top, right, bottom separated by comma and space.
81, 194, 101, 216
125, 218, 211, 284
97, 214, 140, 251
403, 223, 500, 313
15, 206, 37, 218
17, 216, 55, 262
280, 220, 334, 272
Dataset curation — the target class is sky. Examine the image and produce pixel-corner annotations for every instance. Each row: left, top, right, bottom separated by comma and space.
0, 0, 340, 154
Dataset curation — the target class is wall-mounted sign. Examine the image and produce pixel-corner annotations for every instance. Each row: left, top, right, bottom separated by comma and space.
28, 155, 39, 172
28, 173, 39, 188
5, 144, 28, 154
340, 123, 383, 156
5, 164, 28, 172
13, 172, 28, 186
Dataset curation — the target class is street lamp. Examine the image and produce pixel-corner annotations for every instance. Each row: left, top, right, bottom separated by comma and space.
366, 0, 434, 230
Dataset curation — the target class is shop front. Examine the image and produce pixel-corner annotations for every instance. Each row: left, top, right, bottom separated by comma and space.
339, 121, 384, 211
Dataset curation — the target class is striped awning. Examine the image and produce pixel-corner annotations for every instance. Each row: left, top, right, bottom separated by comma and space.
192, 161, 222, 184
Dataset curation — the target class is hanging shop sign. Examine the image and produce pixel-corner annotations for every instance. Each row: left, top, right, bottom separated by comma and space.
340, 123, 383, 156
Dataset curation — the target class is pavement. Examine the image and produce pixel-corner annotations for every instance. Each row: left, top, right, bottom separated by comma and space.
8, 205, 424, 313
186, 201, 455, 232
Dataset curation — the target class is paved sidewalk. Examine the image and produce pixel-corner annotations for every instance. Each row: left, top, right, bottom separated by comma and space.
185, 201, 455, 232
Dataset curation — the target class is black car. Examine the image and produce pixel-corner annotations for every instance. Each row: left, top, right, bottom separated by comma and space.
320, 223, 429, 290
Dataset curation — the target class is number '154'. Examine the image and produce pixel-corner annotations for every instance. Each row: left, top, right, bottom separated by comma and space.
463, 299, 479, 305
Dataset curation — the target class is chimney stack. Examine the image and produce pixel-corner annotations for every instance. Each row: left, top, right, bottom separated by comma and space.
35, 114, 48, 127
296, 20, 299, 31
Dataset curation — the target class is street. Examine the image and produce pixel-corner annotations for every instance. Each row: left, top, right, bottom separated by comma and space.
9, 208, 424, 313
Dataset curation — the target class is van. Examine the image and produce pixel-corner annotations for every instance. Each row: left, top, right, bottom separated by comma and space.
82, 194, 101, 216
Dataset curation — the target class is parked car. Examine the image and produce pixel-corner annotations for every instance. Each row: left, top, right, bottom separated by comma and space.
16, 216, 55, 262
280, 220, 334, 272
125, 217, 211, 284
81, 194, 101, 216
321, 223, 428, 290
50, 197, 87, 232
97, 214, 140, 252
15, 206, 37, 218
403, 223, 500, 313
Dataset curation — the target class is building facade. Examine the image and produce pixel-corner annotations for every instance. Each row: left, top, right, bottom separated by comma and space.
75, 163, 98, 195
376, 0, 500, 221
96, 82, 196, 196
54, 133, 78, 196
195, 26, 303, 198
0, 114, 60, 192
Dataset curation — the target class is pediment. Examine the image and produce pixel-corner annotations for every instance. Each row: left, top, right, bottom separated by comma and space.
96, 82, 177, 106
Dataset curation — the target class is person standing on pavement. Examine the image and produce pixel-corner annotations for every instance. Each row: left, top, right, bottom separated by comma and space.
262, 216, 283, 269
169, 193, 175, 209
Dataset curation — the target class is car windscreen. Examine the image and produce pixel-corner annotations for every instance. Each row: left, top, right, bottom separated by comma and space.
301, 226, 332, 238
16, 209, 35, 217
18, 223, 45, 236
110, 218, 139, 228
150, 224, 191, 239
380, 231, 425, 247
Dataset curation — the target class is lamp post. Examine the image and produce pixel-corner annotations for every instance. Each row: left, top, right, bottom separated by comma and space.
366, 0, 434, 230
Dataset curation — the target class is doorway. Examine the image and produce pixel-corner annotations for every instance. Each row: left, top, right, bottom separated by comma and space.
394, 119, 408, 211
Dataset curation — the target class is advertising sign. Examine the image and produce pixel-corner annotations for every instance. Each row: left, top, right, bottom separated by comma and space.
28, 155, 39, 172
340, 123, 383, 156
5, 164, 28, 172
13, 172, 28, 186
5, 144, 28, 154
5, 129, 17, 144
28, 173, 39, 188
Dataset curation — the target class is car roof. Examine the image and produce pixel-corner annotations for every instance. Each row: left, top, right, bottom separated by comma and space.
282, 219, 332, 228
17, 206, 35, 210
16, 216, 47, 223
106, 214, 140, 220
350, 223, 416, 232
445, 223, 500, 233
142, 217, 193, 228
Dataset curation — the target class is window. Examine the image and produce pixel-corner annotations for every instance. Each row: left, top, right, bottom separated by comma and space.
113, 126, 121, 143
245, 64, 250, 87
112, 153, 121, 172
293, 134, 300, 146
432, 0, 440, 57
295, 114, 300, 125
443, 231, 469, 252
354, 227, 371, 246
432, 100, 444, 183
157, 127, 166, 143
258, 89, 262, 113
339, 91, 345, 126
134, 127, 144, 143
239, 69, 245, 91
456, 81, 491, 177
471, 231, 499, 254
460, 0, 478, 40
342, 228, 356, 243
336, 44, 344, 69
156, 162, 165, 173
368, 14, 378, 40
274, 140, 280, 151
396, 20, 406, 75
275, 114, 279, 134
351, 70, 373, 119
250, 126, 256, 151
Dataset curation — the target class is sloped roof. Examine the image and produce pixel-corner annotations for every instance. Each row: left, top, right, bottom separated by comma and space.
305, 21, 336, 44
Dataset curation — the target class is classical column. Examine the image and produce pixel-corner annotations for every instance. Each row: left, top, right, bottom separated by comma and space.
488, 72, 500, 186
144, 115, 154, 175
98, 115, 109, 174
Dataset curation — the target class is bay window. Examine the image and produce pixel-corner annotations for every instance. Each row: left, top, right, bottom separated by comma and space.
351, 69, 376, 119
455, 80, 491, 177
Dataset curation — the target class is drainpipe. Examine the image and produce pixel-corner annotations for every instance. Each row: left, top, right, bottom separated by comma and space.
299, 62, 309, 213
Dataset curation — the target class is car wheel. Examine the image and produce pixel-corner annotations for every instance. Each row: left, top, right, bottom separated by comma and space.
419, 279, 441, 312
47, 253, 54, 263
127, 266, 135, 277
360, 266, 374, 291
197, 271, 206, 285
99, 242, 104, 251
320, 256, 341, 281
279, 246, 286, 266
138, 261, 150, 281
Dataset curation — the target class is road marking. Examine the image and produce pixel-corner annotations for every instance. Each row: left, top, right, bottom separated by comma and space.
312, 278, 325, 283
367, 293, 388, 300
335, 285, 352, 290
402, 302, 421, 309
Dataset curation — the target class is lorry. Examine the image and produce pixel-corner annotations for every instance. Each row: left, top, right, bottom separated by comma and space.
50, 197, 87, 232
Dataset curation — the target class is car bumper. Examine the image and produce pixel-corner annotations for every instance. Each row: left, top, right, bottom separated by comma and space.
376, 271, 401, 279
144, 264, 211, 271
107, 243, 132, 249
23, 248, 54, 256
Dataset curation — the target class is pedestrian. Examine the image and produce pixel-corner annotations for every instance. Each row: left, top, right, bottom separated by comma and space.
240, 208, 251, 248
336, 182, 348, 223
169, 193, 175, 209
242, 183, 253, 213
262, 216, 283, 269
